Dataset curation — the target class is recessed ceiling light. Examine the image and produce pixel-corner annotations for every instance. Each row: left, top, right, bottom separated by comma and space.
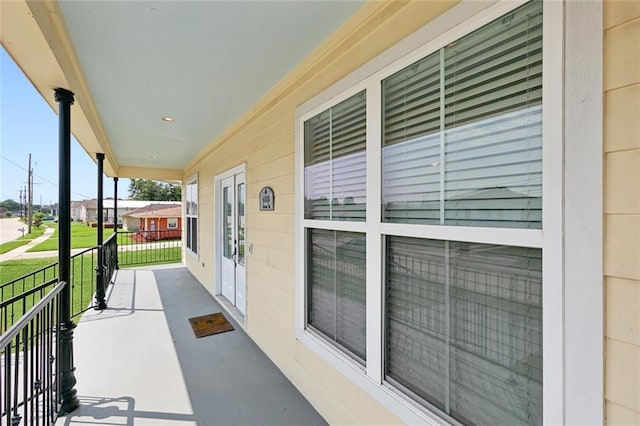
162, 116, 175, 122
149, 154, 158, 159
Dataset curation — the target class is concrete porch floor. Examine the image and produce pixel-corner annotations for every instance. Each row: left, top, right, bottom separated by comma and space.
58, 265, 327, 426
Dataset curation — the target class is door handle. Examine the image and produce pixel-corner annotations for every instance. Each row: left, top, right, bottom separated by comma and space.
232, 241, 237, 265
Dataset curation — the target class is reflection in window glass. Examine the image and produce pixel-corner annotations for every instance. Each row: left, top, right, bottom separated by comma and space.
385, 236, 542, 425
223, 185, 233, 260
382, 0, 542, 228
307, 229, 366, 361
305, 91, 366, 221
237, 183, 245, 265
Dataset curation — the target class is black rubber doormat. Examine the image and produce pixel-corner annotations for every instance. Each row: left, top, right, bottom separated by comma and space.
188, 312, 234, 338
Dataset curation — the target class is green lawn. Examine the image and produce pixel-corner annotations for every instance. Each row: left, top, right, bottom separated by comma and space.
0, 257, 58, 287
0, 239, 30, 254
28, 222, 119, 252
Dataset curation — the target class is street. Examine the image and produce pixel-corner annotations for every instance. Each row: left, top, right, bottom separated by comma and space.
0, 217, 27, 243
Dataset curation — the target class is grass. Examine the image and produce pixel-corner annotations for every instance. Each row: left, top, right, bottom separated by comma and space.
0, 239, 30, 254
0, 257, 58, 286
28, 222, 119, 252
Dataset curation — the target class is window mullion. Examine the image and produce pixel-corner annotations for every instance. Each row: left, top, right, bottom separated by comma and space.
333, 231, 338, 340
444, 240, 451, 414
328, 108, 333, 221
366, 80, 383, 382
439, 48, 446, 226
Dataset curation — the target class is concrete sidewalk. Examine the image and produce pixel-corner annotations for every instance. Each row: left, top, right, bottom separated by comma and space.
57, 265, 326, 426
0, 226, 55, 262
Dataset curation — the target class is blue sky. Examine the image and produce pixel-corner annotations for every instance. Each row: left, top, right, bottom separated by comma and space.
1, 47, 129, 205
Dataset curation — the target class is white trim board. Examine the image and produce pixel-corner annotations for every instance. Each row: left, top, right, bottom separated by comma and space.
562, 1, 603, 423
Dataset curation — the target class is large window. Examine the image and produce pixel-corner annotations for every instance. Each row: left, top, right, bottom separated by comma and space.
186, 176, 198, 254
299, 1, 546, 425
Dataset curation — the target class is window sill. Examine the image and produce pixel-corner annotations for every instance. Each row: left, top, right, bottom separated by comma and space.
295, 327, 450, 426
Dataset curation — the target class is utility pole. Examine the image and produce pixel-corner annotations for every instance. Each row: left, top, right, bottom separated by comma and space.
27, 153, 33, 233
22, 185, 27, 220
19, 188, 23, 220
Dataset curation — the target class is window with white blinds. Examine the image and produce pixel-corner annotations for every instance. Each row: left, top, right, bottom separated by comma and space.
307, 229, 366, 361
299, 1, 549, 425
382, 1, 542, 228
304, 91, 366, 221
186, 177, 198, 254
385, 236, 542, 425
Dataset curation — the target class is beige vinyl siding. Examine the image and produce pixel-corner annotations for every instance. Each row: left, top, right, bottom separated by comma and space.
604, 1, 640, 423
181, 2, 461, 423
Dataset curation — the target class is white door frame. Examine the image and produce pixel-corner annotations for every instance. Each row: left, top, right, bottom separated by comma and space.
214, 163, 247, 316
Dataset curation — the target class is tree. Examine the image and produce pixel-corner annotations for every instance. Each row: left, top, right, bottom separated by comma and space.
128, 179, 181, 201
33, 211, 45, 228
0, 198, 21, 211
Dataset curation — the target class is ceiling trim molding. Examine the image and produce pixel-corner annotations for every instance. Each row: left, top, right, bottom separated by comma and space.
118, 166, 182, 183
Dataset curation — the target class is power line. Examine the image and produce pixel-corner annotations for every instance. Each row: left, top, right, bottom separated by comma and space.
2, 154, 57, 186
1, 153, 94, 199
1, 154, 26, 171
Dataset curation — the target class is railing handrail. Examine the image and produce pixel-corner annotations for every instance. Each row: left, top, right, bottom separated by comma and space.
103, 232, 117, 246
1, 262, 58, 291
72, 246, 99, 257
0, 278, 58, 310
0, 279, 65, 348
0, 246, 99, 291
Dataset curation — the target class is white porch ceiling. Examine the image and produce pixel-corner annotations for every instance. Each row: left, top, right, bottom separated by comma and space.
56, 0, 364, 172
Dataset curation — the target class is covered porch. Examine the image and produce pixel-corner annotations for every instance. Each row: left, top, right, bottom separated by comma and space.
59, 264, 325, 426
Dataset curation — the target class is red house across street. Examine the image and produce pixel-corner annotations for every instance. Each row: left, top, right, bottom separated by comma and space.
123, 204, 182, 241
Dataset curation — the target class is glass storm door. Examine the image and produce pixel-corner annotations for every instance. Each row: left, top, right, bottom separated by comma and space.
220, 173, 246, 315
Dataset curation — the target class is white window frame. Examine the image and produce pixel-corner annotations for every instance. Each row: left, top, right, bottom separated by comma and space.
294, 1, 602, 425
167, 218, 178, 229
185, 174, 198, 256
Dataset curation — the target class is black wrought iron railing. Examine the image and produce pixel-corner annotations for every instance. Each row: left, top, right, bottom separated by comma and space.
2, 230, 182, 328
0, 249, 99, 334
0, 279, 65, 425
102, 233, 118, 291
116, 229, 182, 266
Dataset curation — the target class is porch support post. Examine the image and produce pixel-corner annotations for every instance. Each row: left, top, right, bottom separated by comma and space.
54, 87, 79, 415
95, 153, 107, 310
113, 177, 119, 269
